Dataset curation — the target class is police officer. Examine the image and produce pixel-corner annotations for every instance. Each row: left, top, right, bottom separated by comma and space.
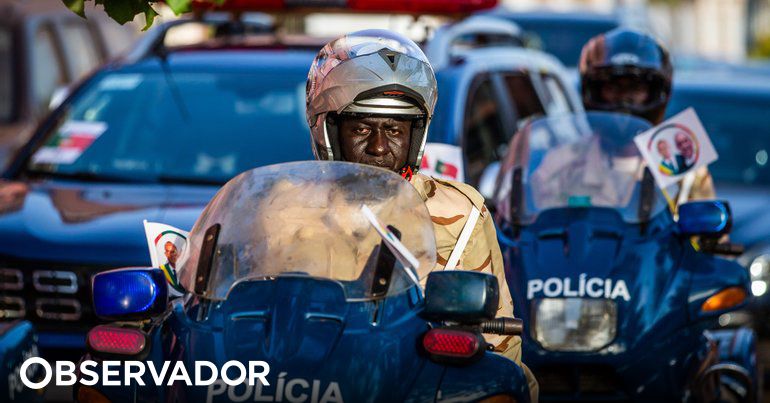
578, 28, 715, 204
305, 29, 538, 400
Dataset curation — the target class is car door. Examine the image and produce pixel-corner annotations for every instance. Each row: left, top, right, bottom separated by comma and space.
461, 73, 512, 186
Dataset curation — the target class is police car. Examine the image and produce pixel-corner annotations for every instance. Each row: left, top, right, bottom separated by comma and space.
0, 15, 316, 358
421, 15, 582, 194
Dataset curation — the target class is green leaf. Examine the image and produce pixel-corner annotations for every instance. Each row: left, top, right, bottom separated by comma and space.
166, 0, 192, 15
62, 0, 86, 18
102, 0, 141, 25
141, 4, 159, 31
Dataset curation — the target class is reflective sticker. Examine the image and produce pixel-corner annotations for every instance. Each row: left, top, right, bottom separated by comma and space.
31, 121, 107, 165
420, 143, 464, 182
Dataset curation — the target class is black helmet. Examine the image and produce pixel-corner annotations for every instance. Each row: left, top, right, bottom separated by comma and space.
579, 28, 673, 124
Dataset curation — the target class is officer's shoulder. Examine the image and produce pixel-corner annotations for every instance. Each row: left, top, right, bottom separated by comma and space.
414, 173, 485, 211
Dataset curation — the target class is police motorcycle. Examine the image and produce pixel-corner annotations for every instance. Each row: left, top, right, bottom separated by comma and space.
0, 321, 42, 402
76, 161, 530, 403
492, 111, 758, 401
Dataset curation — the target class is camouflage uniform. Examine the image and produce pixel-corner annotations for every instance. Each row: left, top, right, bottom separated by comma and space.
410, 173, 539, 401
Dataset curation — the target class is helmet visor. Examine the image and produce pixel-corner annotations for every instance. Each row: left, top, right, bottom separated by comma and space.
584, 67, 666, 113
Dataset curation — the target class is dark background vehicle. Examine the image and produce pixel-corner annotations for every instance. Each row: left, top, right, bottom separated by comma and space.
0, 18, 315, 362
0, 0, 137, 164
667, 71, 770, 333
477, 8, 622, 68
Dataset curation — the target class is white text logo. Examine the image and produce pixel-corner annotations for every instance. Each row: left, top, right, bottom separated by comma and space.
527, 274, 631, 301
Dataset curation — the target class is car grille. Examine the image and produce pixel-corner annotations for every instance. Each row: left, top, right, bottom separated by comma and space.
534, 364, 629, 401
0, 262, 111, 332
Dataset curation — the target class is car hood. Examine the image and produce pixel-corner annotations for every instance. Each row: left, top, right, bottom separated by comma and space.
0, 179, 217, 266
716, 182, 770, 248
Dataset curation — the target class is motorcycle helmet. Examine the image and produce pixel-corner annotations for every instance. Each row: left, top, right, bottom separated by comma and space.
579, 28, 673, 124
305, 29, 438, 174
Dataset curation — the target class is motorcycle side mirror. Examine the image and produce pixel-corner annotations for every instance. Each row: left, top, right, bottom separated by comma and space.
421, 271, 498, 323
678, 200, 732, 237
92, 268, 169, 321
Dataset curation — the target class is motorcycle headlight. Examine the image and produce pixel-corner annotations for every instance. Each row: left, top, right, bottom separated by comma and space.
532, 298, 617, 352
749, 255, 770, 297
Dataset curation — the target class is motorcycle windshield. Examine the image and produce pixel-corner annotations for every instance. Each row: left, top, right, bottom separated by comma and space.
177, 161, 437, 301
496, 111, 669, 224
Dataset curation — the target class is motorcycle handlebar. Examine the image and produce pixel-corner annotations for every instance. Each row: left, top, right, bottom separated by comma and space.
479, 318, 522, 336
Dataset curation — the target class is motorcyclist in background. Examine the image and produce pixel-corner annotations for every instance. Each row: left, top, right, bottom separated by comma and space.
305, 29, 538, 401
578, 28, 715, 206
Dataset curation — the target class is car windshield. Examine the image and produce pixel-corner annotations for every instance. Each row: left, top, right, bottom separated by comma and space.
667, 89, 770, 186
0, 28, 12, 122
495, 112, 668, 223
25, 68, 312, 183
514, 19, 618, 67
177, 161, 437, 301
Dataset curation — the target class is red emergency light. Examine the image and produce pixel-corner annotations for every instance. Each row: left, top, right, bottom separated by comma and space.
191, 0, 497, 15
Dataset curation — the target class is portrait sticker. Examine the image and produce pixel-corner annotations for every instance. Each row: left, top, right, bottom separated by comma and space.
143, 220, 190, 294
633, 108, 718, 189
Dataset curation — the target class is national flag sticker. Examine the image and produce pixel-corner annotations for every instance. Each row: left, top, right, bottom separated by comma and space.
31, 121, 107, 165
420, 143, 465, 182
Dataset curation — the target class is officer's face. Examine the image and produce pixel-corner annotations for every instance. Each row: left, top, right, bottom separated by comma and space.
599, 77, 649, 107
339, 116, 412, 172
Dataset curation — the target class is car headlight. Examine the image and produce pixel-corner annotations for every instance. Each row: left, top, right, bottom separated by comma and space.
749, 255, 770, 297
533, 298, 617, 352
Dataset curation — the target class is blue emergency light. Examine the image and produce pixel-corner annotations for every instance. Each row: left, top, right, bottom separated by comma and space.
92, 268, 169, 321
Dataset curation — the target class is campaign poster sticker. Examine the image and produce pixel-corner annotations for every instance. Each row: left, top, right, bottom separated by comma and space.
633, 108, 718, 189
420, 143, 465, 182
31, 121, 107, 165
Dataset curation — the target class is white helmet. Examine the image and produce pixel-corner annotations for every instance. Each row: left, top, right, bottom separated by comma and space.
306, 29, 438, 172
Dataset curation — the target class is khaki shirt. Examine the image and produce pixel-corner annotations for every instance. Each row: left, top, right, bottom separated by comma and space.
410, 173, 522, 365
676, 166, 716, 204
